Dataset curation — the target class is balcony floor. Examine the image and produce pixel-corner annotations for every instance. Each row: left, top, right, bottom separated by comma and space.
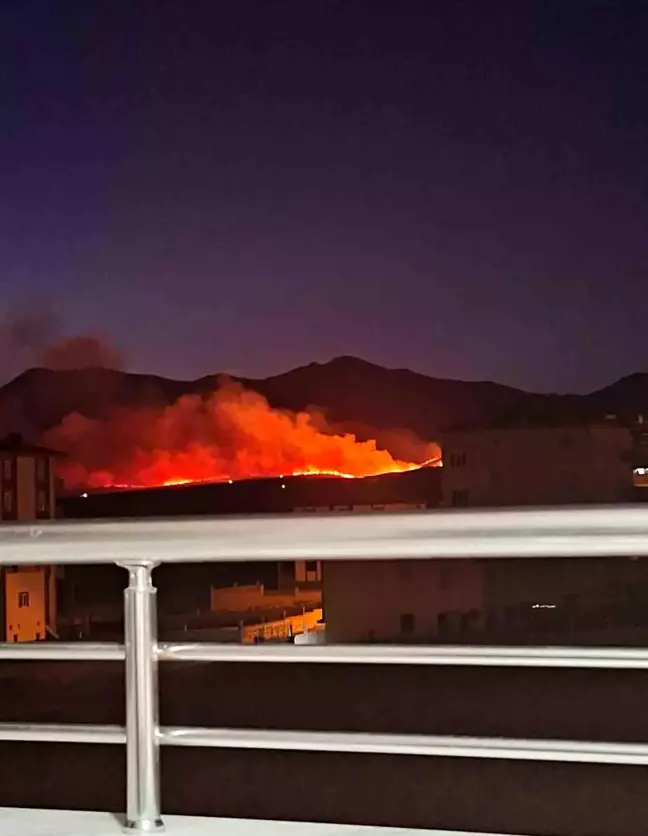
0, 808, 521, 836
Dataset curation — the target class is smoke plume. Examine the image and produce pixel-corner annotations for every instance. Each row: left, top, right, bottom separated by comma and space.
44, 380, 436, 490
0, 305, 124, 376
2, 306, 438, 489
40, 335, 124, 371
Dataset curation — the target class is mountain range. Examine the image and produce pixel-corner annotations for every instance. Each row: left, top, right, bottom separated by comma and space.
1, 355, 647, 444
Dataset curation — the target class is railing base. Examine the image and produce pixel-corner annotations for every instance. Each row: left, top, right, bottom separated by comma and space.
123, 816, 165, 833
0, 807, 523, 835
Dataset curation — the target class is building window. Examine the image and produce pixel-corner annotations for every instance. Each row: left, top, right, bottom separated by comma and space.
461, 610, 480, 633
449, 452, 467, 467
3, 490, 13, 513
400, 613, 415, 634
305, 560, 318, 573
451, 489, 469, 508
37, 490, 47, 514
18, 591, 29, 608
3, 458, 12, 480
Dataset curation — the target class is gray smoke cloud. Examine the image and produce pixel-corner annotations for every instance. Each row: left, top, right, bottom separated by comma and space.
0, 303, 124, 377
40, 335, 124, 371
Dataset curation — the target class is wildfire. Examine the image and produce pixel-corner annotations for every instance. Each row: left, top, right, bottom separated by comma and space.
44, 380, 440, 491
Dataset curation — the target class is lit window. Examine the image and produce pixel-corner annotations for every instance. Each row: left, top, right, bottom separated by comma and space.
18, 591, 29, 608
37, 490, 47, 513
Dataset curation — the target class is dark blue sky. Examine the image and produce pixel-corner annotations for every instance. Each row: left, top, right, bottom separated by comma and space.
1, 1, 647, 392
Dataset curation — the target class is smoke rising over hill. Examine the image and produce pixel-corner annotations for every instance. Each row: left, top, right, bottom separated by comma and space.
44, 379, 439, 489
0, 306, 124, 376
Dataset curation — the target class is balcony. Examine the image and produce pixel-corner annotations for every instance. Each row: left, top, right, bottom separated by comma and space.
1, 808, 449, 835
3, 507, 648, 836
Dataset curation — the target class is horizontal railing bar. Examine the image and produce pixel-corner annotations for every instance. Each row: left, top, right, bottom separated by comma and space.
160, 727, 648, 765
2, 505, 648, 563
3, 720, 648, 766
6, 641, 648, 668
0, 723, 125, 744
0, 642, 124, 661
2, 641, 647, 669
157, 642, 648, 669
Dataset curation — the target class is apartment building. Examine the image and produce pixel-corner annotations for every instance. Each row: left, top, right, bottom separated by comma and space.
0, 435, 61, 642
441, 423, 633, 508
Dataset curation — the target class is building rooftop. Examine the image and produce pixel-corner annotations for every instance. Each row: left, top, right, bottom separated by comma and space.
0, 433, 63, 457
442, 419, 633, 436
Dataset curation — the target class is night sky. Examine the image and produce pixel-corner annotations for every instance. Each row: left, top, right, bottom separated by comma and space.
1, 1, 647, 392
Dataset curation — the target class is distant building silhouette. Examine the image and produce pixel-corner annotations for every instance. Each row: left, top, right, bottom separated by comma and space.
0, 434, 61, 642
440, 423, 635, 508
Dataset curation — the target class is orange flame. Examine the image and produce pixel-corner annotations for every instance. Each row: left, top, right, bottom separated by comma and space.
45, 380, 439, 490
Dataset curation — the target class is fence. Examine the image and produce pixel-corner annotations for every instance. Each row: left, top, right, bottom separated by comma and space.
4, 506, 648, 831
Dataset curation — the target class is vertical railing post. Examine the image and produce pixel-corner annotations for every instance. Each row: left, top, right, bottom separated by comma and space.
121, 561, 164, 832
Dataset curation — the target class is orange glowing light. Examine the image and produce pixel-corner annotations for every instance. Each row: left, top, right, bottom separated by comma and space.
45, 380, 441, 491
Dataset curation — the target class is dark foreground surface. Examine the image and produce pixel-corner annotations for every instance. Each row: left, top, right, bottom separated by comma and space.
1, 659, 648, 836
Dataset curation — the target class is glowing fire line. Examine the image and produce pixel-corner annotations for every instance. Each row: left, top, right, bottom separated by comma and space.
89, 458, 441, 493
48, 380, 443, 493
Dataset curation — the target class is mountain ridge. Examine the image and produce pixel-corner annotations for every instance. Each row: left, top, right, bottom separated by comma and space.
0, 356, 646, 443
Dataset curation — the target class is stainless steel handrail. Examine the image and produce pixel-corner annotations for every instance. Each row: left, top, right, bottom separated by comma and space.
158, 728, 648, 765
7, 641, 648, 668
156, 642, 648, 668
1, 504, 648, 562
1, 722, 648, 766
0, 642, 124, 660
2, 506, 648, 832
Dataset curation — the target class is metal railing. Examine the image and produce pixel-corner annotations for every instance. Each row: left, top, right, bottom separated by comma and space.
3, 505, 648, 831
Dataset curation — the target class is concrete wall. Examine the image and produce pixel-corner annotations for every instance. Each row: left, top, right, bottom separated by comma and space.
241, 608, 323, 644
441, 425, 632, 508
295, 560, 322, 584
4, 568, 47, 642
324, 554, 648, 644
295, 502, 426, 513
0, 453, 57, 641
163, 625, 240, 642
486, 556, 648, 611
210, 583, 321, 613
323, 559, 485, 643
1, 454, 55, 521
16, 457, 36, 520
